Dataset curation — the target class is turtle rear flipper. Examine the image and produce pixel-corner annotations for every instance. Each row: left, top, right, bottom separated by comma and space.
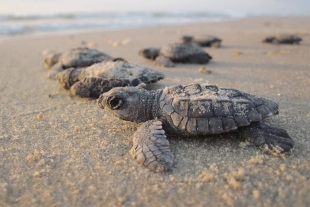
239, 122, 294, 152
130, 120, 173, 172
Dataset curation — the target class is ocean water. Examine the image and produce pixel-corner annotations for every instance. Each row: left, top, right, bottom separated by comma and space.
0, 12, 245, 39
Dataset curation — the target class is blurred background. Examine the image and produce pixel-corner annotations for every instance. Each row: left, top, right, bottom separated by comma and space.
1, 0, 310, 39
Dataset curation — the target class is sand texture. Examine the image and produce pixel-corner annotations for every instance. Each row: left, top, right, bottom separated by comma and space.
1, 16, 310, 207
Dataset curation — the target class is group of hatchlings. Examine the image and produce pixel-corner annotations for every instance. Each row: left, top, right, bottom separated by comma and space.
43, 34, 300, 172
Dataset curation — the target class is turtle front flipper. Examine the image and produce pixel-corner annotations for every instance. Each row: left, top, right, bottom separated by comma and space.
239, 122, 294, 152
47, 62, 64, 79
154, 56, 174, 67
56, 68, 88, 89
70, 77, 130, 98
130, 120, 173, 173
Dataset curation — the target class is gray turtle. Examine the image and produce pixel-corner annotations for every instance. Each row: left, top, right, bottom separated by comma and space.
44, 47, 112, 79
56, 59, 164, 98
262, 34, 302, 44
97, 83, 294, 172
139, 43, 212, 67
181, 35, 222, 48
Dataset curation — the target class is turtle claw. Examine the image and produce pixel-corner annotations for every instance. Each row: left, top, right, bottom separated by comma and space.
130, 120, 173, 172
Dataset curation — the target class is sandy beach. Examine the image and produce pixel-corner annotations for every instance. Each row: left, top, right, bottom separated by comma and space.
1, 16, 310, 206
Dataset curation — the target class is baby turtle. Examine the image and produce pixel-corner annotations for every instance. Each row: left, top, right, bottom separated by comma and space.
262, 34, 302, 44
44, 47, 112, 79
98, 83, 294, 172
139, 43, 212, 67
56, 59, 164, 98
181, 35, 222, 48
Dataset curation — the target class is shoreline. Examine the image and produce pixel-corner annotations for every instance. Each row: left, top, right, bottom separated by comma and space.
2, 15, 308, 43
1, 16, 310, 206
0, 18, 234, 43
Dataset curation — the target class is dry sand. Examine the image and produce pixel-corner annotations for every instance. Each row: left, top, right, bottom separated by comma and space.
0, 16, 310, 207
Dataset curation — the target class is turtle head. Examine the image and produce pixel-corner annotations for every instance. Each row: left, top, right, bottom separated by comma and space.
181, 35, 193, 43
138, 48, 160, 60
97, 85, 151, 123
44, 52, 61, 69
262, 37, 274, 43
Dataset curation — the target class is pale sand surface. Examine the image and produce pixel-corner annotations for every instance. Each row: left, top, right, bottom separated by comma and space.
0, 16, 310, 206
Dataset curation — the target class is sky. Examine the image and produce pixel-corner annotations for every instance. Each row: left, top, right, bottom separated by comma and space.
1, 0, 310, 16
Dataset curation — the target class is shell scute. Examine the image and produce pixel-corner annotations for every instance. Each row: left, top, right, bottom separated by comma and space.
186, 118, 197, 134
188, 99, 213, 118
209, 117, 223, 133
183, 84, 202, 95
178, 117, 189, 131
196, 118, 209, 134
203, 85, 219, 93
246, 109, 262, 122
162, 103, 175, 115
234, 115, 250, 127
213, 100, 234, 117
172, 98, 189, 116
222, 118, 237, 131
256, 105, 272, 117
171, 112, 183, 127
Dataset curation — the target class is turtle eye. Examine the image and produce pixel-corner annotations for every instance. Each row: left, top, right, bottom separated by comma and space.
107, 96, 124, 110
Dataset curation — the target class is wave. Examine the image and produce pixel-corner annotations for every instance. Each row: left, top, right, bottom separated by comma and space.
0, 11, 246, 37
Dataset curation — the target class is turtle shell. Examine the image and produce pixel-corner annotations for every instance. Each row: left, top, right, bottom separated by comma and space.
263, 34, 302, 44
159, 43, 207, 61
60, 48, 112, 68
192, 35, 222, 46
159, 83, 278, 134
82, 60, 164, 85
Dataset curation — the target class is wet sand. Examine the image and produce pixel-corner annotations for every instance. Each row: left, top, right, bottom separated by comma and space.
0, 16, 310, 207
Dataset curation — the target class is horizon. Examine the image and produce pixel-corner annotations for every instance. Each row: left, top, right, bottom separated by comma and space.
1, 0, 310, 16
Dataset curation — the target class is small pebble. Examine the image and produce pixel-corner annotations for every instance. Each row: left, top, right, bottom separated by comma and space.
37, 112, 43, 120
279, 164, 286, 172
87, 42, 97, 48
253, 190, 260, 199
121, 38, 131, 45
112, 41, 120, 47
37, 159, 45, 166
234, 50, 242, 56
226, 175, 240, 189
199, 67, 212, 74
239, 142, 246, 148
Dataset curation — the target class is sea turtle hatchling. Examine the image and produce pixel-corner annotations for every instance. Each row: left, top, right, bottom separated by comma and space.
139, 43, 212, 67
262, 34, 302, 44
181, 35, 222, 48
56, 59, 164, 98
43, 47, 112, 79
97, 83, 294, 172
